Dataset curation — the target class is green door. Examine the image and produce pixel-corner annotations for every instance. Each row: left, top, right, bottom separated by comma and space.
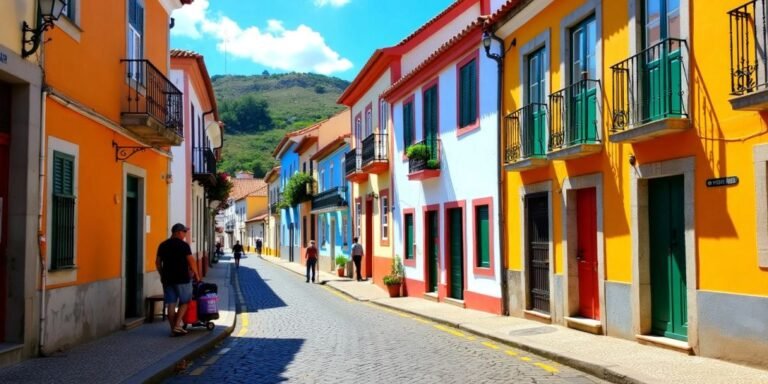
643, 0, 683, 123
570, 16, 598, 145
649, 175, 687, 341
427, 210, 439, 293
448, 208, 463, 300
526, 48, 546, 157
125, 175, 143, 319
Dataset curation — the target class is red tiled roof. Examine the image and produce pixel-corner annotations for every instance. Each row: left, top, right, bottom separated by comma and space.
395, 0, 466, 47
246, 211, 269, 223
170, 49, 219, 121
264, 166, 281, 183
231, 178, 267, 201
484, 0, 525, 28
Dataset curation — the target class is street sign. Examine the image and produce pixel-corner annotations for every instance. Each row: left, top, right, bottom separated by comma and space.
706, 176, 738, 188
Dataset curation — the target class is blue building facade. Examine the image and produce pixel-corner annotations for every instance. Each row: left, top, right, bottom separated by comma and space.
277, 142, 301, 263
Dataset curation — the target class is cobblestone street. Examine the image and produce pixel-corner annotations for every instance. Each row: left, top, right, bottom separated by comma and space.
165, 256, 603, 383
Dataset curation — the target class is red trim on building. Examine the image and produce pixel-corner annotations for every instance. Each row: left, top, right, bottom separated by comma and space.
464, 290, 502, 314
404, 277, 425, 297
443, 200, 467, 302
379, 188, 391, 247
455, 49, 481, 137
472, 197, 495, 277
423, 204, 440, 295
480, 0, 490, 14
402, 208, 416, 267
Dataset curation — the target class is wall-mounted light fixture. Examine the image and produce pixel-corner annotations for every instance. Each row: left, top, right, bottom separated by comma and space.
367, 192, 379, 200
22, 0, 68, 58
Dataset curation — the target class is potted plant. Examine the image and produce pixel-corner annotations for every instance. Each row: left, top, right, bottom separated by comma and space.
335, 256, 347, 277
382, 255, 404, 297
405, 143, 430, 161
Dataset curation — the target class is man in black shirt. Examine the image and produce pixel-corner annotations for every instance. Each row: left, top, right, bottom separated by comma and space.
156, 223, 200, 336
232, 240, 244, 269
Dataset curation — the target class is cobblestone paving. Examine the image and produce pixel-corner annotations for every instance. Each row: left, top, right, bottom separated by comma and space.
165, 256, 605, 384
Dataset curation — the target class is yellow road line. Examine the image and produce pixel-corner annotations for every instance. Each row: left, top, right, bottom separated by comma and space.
481, 341, 500, 350
323, 286, 354, 302
504, 350, 518, 356
534, 362, 559, 373
241, 313, 249, 327
411, 317, 433, 324
237, 327, 248, 337
204, 355, 221, 365
433, 324, 466, 338
189, 366, 207, 376
519, 356, 532, 362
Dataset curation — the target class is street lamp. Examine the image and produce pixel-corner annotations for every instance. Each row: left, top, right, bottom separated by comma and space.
482, 31, 493, 53
22, 0, 68, 58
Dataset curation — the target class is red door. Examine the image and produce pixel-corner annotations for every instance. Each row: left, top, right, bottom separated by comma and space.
364, 199, 373, 279
577, 188, 599, 319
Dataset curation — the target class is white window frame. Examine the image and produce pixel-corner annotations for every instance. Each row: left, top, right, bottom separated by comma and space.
47, 137, 80, 285
381, 195, 389, 240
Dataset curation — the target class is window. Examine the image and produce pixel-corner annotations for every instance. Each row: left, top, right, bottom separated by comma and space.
320, 169, 325, 192
381, 195, 389, 240
329, 163, 334, 189
128, 0, 144, 80
475, 205, 490, 268
319, 216, 327, 246
423, 83, 439, 142
63, 0, 77, 21
379, 99, 388, 133
355, 201, 362, 237
355, 114, 363, 147
458, 58, 478, 128
403, 98, 415, 149
404, 213, 414, 260
52, 151, 76, 270
341, 215, 349, 246
365, 104, 373, 138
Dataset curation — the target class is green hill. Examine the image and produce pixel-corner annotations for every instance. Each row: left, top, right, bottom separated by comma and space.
212, 72, 349, 177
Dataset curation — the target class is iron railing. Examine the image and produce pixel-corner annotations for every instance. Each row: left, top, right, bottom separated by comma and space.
51, 195, 75, 270
503, 103, 548, 163
548, 79, 601, 151
610, 38, 688, 132
121, 59, 184, 137
408, 137, 441, 174
361, 132, 388, 166
270, 201, 279, 214
311, 186, 348, 211
192, 147, 216, 177
345, 148, 362, 176
729, 0, 768, 95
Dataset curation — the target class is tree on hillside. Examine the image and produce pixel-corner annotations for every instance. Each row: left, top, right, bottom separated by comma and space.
219, 95, 274, 134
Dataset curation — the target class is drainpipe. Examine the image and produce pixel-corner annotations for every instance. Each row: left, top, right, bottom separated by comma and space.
38, 87, 48, 355
482, 28, 509, 316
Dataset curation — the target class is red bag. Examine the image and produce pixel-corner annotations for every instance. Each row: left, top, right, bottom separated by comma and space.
183, 299, 198, 324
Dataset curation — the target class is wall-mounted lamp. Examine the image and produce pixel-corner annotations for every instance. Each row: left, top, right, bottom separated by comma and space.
628, 154, 637, 167
367, 192, 379, 200
22, 0, 68, 58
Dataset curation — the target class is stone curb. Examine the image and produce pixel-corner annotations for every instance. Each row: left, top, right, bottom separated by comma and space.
126, 265, 238, 384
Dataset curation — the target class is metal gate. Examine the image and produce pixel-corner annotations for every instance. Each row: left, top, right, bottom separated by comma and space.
527, 193, 550, 313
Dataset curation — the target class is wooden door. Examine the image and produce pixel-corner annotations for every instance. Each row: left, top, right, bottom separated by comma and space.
448, 208, 463, 300
577, 188, 599, 319
427, 210, 439, 293
527, 193, 549, 313
125, 175, 143, 318
365, 200, 373, 279
649, 175, 687, 341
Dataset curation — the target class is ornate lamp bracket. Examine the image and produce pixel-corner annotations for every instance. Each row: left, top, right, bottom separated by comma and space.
112, 141, 152, 161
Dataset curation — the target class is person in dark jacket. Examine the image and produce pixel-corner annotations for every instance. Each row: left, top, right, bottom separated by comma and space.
305, 240, 318, 283
156, 223, 200, 337
232, 241, 244, 268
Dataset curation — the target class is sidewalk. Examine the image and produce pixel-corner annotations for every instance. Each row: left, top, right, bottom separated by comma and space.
0, 260, 237, 384
264, 256, 768, 384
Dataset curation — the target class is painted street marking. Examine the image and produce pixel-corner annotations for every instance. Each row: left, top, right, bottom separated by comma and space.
241, 313, 250, 327
519, 356, 532, 362
481, 341, 500, 350
237, 327, 248, 337
433, 324, 466, 338
217, 347, 231, 355
534, 362, 559, 373
323, 286, 353, 302
504, 350, 518, 356
466, 336, 476, 340
411, 317, 433, 325
189, 366, 207, 376
204, 355, 220, 365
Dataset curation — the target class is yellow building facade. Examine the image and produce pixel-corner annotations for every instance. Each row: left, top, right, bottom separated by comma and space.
490, 0, 768, 365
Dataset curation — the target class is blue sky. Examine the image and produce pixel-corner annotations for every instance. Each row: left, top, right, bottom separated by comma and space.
171, 0, 455, 81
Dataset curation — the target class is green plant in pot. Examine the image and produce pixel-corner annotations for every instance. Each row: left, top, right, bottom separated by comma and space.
405, 143, 430, 160
335, 255, 348, 277
383, 255, 404, 297
426, 159, 440, 169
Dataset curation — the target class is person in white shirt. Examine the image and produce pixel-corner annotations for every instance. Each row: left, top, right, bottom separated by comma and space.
351, 237, 364, 281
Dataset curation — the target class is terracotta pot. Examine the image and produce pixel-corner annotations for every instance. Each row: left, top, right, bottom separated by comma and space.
386, 283, 401, 297
337, 267, 345, 277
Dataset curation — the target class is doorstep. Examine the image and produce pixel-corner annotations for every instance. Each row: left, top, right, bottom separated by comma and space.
443, 297, 466, 309
636, 334, 693, 355
564, 316, 602, 335
423, 292, 438, 302
523, 309, 552, 324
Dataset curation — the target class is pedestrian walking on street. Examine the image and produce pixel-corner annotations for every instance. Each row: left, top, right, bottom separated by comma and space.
256, 238, 263, 258
233, 241, 244, 269
155, 223, 200, 337
351, 237, 364, 281
305, 240, 318, 283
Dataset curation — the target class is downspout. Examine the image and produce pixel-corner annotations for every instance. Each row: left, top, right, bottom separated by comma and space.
38, 87, 48, 355
483, 28, 509, 316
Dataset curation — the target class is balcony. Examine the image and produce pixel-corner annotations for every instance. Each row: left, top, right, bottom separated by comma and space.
503, 103, 549, 171
345, 148, 368, 183
270, 201, 279, 215
729, 0, 768, 110
192, 147, 217, 186
361, 133, 389, 174
609, 38, 690, 143
120, 59, 183, 146
407, 138, 441, 181
547, 79, 602, 160
311, 186, 348, 212
225, 220, 234, 233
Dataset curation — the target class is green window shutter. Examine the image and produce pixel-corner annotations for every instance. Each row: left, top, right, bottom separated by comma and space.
475, 205, 489, 267
468, 59, 477, 123
403, 103, 412, 148
405, 214, 414, 260
52, 151, 76, 270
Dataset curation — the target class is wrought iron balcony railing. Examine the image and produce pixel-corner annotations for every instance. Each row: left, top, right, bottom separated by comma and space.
120, 59, 183, 144
610, 38, 688, 132
345, 148, 362, 176
311, 186, 348, 211
729, 0, 768, 95
408, 137, 441, 174
503, 103, 548, 163
548, 79, 601, 151
192, 147, 216, 181
270, 201, 279, 214
361, 133, 388, 166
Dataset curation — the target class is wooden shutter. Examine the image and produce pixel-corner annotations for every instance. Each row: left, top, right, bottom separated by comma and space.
403, 102, 412, 148
405, 213, 414, 259
52, 151, 75, 269
475, 205, 490, 267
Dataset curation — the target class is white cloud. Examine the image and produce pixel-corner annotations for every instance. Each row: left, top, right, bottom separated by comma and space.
314, 0, 351, 7
172, 0, 353, 75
